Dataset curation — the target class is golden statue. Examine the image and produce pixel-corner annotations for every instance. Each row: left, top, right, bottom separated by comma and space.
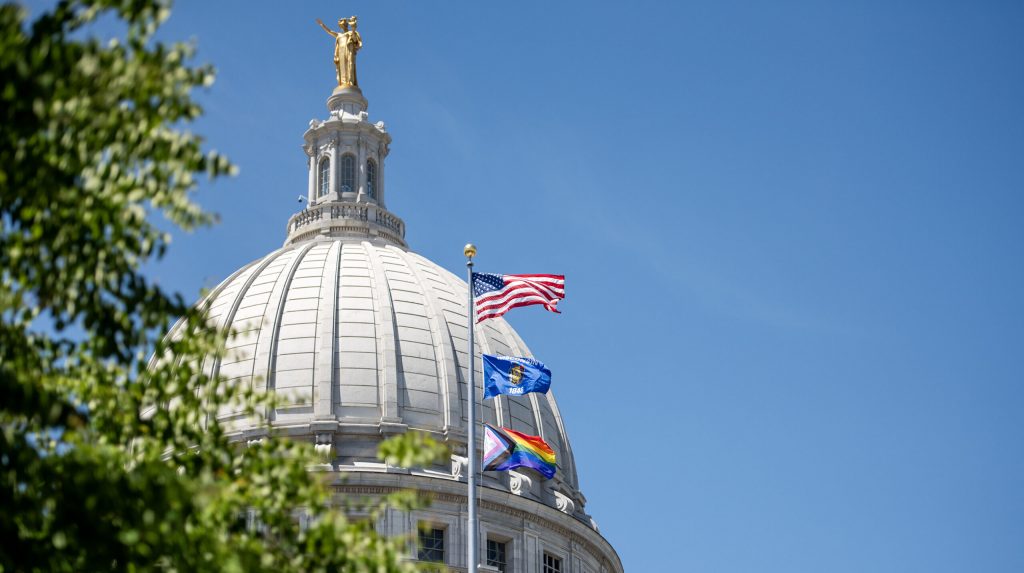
316, 16, 362, 89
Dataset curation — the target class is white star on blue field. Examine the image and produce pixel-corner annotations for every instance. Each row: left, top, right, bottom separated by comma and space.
472, 273, 505, 297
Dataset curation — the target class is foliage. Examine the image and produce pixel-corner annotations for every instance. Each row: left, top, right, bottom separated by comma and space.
0, 1, 446, 571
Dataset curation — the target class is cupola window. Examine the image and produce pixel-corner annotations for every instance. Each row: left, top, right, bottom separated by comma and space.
366, 159, 377, 199
318, 157, 330, 197
340, 153, 356, 194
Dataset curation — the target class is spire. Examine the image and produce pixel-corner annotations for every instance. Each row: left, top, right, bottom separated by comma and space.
286, 17, 405, 248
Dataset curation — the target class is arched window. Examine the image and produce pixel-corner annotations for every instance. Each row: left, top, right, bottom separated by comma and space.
366, 159, 377, 199
318, 157, 330, 197
340, 154, 356, 194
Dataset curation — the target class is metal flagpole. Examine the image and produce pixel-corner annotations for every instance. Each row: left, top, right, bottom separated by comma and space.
464, 243, 478, 573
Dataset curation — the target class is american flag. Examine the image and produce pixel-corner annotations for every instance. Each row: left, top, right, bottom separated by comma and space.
472, 273, 565, 323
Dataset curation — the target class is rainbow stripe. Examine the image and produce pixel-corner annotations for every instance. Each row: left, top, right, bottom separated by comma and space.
483, 424, 557, 480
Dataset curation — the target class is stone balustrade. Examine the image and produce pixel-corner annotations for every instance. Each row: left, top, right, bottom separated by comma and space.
285, 200, 406, 247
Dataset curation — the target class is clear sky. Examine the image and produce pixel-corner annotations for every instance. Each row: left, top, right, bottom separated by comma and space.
31, 0, 1024, 570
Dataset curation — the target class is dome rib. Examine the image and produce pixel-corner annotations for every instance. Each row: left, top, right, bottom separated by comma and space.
260, 243, 315, 414
378, 246, 443, 431
361, 242, 404, 429
334, 243, 382, 423
313, 241, 342, 419
392, 247, 461, 434
207, 249, 287, 427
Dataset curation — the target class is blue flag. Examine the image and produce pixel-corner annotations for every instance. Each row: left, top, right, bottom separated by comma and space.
482, 354, 551, 399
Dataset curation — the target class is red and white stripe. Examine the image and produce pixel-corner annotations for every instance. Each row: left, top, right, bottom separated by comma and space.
476, 274, 565, 322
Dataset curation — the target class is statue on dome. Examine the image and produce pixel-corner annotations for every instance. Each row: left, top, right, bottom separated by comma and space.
316, 16, 362, 89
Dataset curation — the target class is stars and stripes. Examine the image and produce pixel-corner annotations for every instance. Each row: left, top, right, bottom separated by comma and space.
472, 273, 565, 322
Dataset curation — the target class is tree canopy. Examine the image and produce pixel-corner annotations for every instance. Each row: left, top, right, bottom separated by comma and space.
0, 1, 444, 570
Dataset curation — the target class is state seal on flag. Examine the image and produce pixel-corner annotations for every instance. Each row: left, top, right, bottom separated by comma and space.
509, 364, 524, 386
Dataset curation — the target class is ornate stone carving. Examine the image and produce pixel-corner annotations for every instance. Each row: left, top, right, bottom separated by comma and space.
553, 490, 576, 515
451, 455, 467, 480
314, 433, 334, 463
509, 470, 533, 496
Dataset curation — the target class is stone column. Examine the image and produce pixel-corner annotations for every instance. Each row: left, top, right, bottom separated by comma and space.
329, 140, 338, 197
356, 134, 367, 201
307, 153, 316, 203
524, 533, 539, 573
377, 143, 386, 207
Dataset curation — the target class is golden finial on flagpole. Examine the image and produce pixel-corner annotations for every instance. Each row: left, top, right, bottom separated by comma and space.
464, 243, 477, 259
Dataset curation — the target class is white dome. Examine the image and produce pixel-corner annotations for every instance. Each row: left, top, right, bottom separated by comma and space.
181, 237, 588, 516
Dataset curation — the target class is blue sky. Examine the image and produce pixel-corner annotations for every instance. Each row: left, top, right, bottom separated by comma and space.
33, 0, 1024, 570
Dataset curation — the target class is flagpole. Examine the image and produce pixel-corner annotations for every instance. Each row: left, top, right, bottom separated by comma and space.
464, 243, 478, 573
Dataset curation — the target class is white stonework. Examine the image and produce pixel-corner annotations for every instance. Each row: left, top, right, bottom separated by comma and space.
169, 81, 623, 573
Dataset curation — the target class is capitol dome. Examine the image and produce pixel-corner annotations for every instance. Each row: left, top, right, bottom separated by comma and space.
170, 43, 621, 573
195, 239, 581, 498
